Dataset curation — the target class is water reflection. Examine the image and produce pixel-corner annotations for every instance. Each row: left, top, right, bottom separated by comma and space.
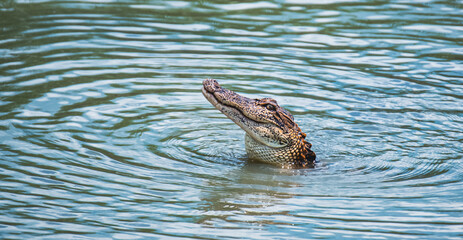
198, 165, 301, 227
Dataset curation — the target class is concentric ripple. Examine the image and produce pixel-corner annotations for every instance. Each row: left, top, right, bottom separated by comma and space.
1, 0, 462, 239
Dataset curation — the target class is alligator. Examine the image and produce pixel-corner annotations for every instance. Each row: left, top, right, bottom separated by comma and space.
202, 79, 316, 168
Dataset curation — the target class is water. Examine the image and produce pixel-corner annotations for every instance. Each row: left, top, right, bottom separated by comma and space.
1, 0, 463, 239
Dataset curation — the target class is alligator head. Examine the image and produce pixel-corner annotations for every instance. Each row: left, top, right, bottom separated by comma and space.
202, 79, 316, 168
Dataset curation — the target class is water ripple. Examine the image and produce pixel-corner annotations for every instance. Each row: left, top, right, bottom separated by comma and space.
1, 0, 463, 239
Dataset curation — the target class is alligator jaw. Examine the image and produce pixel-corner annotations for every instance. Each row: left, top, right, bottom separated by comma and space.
201, 78, 250, 125
202, 79, 287, 148
201, 79, 243, 116
202, 79, 253, 127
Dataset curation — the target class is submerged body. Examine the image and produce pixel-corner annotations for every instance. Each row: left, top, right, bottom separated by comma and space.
202, 79, 316, 168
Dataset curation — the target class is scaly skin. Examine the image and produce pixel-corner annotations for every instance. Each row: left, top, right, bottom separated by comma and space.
202, 79, 316, 168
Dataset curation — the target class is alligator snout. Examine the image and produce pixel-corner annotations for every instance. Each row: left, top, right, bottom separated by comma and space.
203, 79, 222, 93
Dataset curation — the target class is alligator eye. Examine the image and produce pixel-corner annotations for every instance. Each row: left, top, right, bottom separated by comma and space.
265, 104, 276, 111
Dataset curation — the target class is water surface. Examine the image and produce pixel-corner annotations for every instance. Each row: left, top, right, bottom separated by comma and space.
1, 0, 463, 239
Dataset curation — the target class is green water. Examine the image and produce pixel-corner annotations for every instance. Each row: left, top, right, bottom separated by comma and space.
1, 0, 462, 239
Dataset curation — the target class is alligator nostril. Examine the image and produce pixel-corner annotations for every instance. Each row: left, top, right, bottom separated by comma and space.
203, 78, 213, 85
203, 79, 222, 92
